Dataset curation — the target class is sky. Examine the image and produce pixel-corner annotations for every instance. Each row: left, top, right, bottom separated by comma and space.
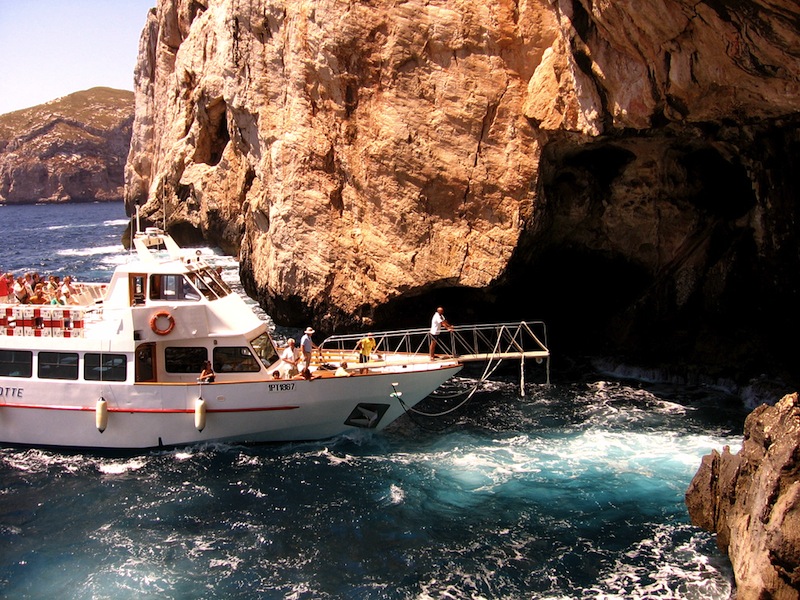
0, 0, 156, 115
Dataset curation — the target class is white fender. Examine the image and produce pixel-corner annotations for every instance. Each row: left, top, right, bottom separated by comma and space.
95, 398, 108, 433
194, 398, 207, 432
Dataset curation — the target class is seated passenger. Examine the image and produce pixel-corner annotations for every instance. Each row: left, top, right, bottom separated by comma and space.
60, 275, 78, 298
199, 360, 215, 383
28, 284, 47, 305
45, 275, 60, 295
292, 367, 318, 381
13, 277, 29, 303
335, 362, 351, 377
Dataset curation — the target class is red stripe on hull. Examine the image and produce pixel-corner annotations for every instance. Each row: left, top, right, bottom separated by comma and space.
0, 403, 299, 413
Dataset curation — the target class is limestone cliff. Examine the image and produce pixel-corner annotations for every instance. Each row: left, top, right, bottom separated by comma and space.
125, 0, 800, 383
0, 88, 134, 203
686, 393, 800, 599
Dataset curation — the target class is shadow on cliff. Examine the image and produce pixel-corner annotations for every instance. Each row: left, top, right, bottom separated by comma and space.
375, 128, 800, 392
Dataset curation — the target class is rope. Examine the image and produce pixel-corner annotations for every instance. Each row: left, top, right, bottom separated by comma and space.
394, 326, 546, 426
399, 340, 508, 419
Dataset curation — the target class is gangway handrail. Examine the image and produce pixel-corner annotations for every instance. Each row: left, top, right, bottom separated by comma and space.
321, 320, 549, 365
321, 320, 550, 400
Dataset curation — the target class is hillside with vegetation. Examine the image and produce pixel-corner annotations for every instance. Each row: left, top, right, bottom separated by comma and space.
0, 87, 133, 203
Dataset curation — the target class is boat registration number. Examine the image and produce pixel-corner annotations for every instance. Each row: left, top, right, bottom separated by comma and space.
268, 382, 295, 393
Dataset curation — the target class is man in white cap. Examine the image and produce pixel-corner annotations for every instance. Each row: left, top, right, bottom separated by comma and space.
300, 327, 319, 368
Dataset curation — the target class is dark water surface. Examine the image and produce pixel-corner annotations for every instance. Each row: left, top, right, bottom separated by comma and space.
0, 203, 743, 598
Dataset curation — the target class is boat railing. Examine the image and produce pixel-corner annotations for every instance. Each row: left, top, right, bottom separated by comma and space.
0, 303, 96, 338
72, 283, 107, 305
321, 321, 550, 367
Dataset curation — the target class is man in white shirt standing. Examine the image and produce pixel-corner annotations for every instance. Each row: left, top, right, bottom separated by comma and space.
281, 338, 301, 377
429, 306, 453, 359
300, 327, 319, 368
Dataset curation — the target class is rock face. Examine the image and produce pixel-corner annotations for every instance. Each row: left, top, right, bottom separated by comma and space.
0, 88, 134, 204
125, 0, 800, 383
686, 393, 800, 599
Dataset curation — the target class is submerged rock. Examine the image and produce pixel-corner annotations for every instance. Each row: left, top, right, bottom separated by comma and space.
686, 393, 800, 599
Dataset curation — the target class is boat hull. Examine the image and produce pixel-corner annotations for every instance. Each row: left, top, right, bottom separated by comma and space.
0, 364, 461, 449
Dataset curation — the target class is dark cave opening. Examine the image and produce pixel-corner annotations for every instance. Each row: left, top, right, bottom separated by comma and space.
520, 134, 797, 384
194, 99, 230, 167
372, 246, 649, 363
377, 134, 795, 386
167, 220, 204, 247
679, 147, 755, 219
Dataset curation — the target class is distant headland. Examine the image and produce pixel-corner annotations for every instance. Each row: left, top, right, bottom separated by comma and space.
0, 87, 133, 205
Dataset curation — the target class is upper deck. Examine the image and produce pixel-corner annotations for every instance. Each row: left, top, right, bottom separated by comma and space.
0, 228, 266, 348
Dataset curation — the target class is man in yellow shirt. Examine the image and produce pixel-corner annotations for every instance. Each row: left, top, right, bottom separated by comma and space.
355, 333, 378, 374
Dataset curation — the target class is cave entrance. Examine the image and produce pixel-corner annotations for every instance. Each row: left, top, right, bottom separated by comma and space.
194, 98, 230, 166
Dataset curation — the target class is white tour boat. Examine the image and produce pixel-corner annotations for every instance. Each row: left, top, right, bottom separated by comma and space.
0, 228, 464, 450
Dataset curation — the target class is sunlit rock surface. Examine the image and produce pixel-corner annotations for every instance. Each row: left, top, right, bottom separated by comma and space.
687, 393, 800, 599
0, 87, 133, 203
125, 0, 800, 385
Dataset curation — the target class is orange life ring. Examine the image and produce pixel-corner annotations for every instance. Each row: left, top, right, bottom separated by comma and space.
150, 310, 175, 335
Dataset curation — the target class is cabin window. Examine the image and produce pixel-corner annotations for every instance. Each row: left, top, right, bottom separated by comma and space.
202, 267, 231, 296
149, 274, 201, 301
214, 347, 261, 373
85, 353, 127, 382
251, 332, 280, 368
165, 347, 208, 373
129, 274, 147, 306
187, 273, 218, 300
0, 350, 33, 378
38, 351, 79, 380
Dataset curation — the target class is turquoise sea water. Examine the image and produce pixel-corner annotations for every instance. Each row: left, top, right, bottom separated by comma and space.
0, 202, 743, 598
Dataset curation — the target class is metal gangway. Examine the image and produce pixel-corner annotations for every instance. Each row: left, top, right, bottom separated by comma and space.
320, 321, 550, 389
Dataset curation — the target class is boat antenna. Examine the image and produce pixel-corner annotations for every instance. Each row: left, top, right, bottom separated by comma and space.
129, 203, 140, 255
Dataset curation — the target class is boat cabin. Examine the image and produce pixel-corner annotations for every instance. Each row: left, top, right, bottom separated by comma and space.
0, 228, 281, 388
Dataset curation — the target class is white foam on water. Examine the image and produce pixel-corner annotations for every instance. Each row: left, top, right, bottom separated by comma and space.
0, 343, 746, 600
57, 245, 123, 257
388, 483, 405, 504
591, 523, 734, 599
315, 447, 356, 466
375, 483, 406, 506
0, 448, 86, 474
209, 553, 244, 571
103, 218, 130, 227
100, 253, 134, 268
43, 218, 128, 232
96, 458, 147, 475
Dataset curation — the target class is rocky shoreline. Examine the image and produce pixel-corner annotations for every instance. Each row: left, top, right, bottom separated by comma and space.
686, 393, 800, 599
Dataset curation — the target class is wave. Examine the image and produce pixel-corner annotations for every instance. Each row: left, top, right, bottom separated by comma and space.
96, 458, 147, 475
57, 245, 125, 257
0, 413, 738, 600
45, 218, 129, 232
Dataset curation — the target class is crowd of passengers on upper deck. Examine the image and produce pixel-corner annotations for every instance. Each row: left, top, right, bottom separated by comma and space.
0, 271, 84, 306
